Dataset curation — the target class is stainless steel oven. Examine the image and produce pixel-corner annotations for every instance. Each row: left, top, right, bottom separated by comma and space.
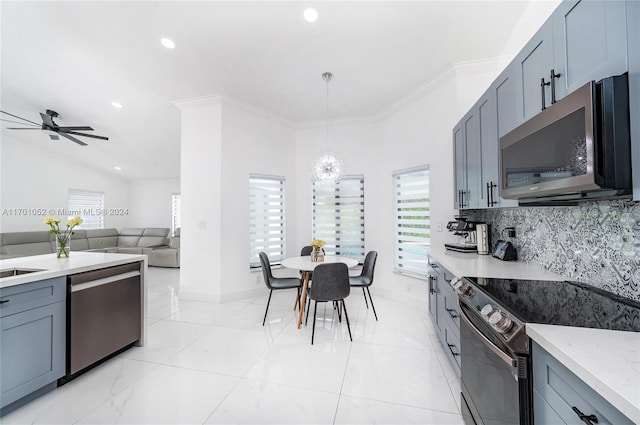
459, 294, 531, 425
457, 276, 640, 425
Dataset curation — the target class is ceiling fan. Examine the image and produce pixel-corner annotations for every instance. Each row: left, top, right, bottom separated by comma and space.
0, 109, 109, 146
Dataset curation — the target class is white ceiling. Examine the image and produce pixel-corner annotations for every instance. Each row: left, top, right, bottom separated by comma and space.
1, 1, 555, 180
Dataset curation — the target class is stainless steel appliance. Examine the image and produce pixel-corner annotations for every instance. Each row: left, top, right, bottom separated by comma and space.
475, 224, 490, 255
457, 277, 640, 425
500, 73, 631, 204
65, 262, 142, 379
445, 219, 480, 253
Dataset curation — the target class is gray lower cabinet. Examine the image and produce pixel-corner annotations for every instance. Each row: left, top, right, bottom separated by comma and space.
427, 256, 460, 377
532, 342, 633, 425
0, 277, 66, 410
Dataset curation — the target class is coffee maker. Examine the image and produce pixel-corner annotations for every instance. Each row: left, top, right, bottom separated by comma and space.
445, 217, 488, 253
445, 217, 478, 253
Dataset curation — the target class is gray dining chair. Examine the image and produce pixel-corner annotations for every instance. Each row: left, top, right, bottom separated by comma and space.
259, 252, 302, 326
349, 251, 378, 321
307, 262, 352, 345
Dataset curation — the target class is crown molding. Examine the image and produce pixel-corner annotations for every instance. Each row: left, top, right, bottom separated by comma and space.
175, 56, 511, 129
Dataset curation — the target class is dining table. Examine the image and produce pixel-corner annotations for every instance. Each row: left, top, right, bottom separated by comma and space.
281, 255, 359, 329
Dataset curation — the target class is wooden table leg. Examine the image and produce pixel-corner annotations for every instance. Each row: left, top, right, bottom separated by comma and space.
297, 271, 310, 329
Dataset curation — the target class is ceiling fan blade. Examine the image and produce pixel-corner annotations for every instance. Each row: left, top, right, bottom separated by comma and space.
57, 126, 94, 131
0, 110, 41, 126
40, 112, 56, 128
64, 130, 109, 140
1, 118, 40, 127
49, 134, 60, 140
58, 132, 87, 146
6, 127, 41, 130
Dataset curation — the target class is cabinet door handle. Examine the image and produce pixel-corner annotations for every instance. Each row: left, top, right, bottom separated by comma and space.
447, 343, 460, 357
446, 308, 458, 319
490, 181, 497, 206
486, 182, 490, 207
0, 299, 8, 304
571, 406, 598, 425
428, 276, 436, 294
550, 69, 561, 104
540, 77, 550, 110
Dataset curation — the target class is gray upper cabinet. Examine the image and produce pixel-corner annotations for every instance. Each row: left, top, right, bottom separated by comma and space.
463, 111, 481, 209
453, 121, 465, 210
495, 65, 518, 139
491, 66, 519, 208
453, 0, 636, 208
453, 111, 481, 210
514, 20, 554, 123
552, 0, 628, 100
628, 0, 640, 200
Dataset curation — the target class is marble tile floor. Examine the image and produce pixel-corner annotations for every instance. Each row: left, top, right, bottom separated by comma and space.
3, 267, 463, 425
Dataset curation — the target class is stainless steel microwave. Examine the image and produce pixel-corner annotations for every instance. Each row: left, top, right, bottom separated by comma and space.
500, 73, 631, 204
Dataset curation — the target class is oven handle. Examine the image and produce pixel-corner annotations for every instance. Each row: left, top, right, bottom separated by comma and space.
460, 306, 517, 368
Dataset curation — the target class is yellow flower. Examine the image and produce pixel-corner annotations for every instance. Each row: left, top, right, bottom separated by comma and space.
67, 216, 83, 227
310, 239, 325, 248
44, 216, 61, 225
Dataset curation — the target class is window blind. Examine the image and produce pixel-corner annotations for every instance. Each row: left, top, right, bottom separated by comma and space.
249, 175, 286, 268
172, 193, 181, 235
68, 189, 105, 229
312, 175, 365, 261
393, 166, 430, 278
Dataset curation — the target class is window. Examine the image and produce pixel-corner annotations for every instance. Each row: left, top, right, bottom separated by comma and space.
68, 189, 105, 229
249, 174, 286, 268
312, 175, 365, 261
172, 193, 181, 235
393, 165, 430, 278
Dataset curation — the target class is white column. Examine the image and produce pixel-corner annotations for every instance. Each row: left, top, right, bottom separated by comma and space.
176, 97, 223, 302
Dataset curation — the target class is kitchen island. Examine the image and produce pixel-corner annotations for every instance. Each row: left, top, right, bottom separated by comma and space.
0, 252, 147, 414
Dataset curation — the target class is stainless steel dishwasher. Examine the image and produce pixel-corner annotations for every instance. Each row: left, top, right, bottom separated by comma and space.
66, 262, 142, 378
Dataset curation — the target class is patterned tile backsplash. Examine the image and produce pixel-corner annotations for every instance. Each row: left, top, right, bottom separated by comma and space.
467, 200, 640, 302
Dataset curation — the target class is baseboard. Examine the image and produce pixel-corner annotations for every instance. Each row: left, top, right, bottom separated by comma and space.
219, 287, 264, 303
179, 287, 264, 303
178, 289, 221, 303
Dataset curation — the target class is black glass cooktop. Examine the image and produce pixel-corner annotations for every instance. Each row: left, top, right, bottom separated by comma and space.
464, 277, 640, 332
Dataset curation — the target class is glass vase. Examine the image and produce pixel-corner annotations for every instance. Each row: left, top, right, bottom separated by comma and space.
311, 248, 324, 262
56, 234, 70, 258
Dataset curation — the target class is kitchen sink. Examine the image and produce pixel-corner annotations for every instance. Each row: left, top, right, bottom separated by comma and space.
0, 268, 45, 278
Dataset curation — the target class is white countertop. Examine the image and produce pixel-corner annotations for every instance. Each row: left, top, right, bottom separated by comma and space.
527, 324, 640, 424
426, 246, 566, 281
0, 252, 147, 288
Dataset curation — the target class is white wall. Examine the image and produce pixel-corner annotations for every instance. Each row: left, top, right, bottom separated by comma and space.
177, 97, 297, 302
219, 99, 298, 300
129, 179, 180, 229
0, 137, 131, 232
292, 60, 508, 308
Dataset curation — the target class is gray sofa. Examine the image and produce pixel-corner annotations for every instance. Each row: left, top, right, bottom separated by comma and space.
0, 227, 179, 268
146, 228, 180, 268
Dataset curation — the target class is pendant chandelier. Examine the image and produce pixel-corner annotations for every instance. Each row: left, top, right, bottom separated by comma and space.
312, 72, 344, 185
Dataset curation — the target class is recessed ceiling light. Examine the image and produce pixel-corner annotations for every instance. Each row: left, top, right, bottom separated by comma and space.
111, 101, 123, 109
161, 38, 175, 49
303, 8, 318, 23
114, 166, 122, 171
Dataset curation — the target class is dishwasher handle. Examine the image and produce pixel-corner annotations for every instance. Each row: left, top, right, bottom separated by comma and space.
70, 271, 140, 292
